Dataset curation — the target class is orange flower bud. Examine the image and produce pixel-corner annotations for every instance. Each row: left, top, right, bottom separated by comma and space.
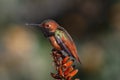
63, 60, 73, 68
62, 56, 70, 64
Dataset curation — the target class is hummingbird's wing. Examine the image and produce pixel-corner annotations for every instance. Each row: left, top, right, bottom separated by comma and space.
56, 26, 81, 63
57, 26, 77, 53
58, 26, 74, 42
55, 32, 73, 57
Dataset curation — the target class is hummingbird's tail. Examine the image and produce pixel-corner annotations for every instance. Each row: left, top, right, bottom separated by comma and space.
77, 57, 82, 64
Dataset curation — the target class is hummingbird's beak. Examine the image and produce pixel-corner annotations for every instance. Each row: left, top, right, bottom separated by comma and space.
25, 23, 42, 27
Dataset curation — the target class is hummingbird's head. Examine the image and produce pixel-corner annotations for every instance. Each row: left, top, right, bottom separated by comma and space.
41, 19, 58, 33
26, 19, 58, 37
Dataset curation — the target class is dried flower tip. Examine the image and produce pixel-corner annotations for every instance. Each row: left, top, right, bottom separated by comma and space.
51, 73, 61, 79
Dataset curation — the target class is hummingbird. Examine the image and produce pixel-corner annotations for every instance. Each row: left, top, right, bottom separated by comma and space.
26, 19, 81, 63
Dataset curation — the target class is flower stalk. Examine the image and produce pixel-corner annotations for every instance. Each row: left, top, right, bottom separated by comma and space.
51, 50, 80, 80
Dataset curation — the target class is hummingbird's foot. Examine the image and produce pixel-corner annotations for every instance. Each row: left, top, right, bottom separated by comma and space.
52, 48, 65, 58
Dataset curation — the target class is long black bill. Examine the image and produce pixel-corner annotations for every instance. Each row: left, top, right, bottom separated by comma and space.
25, 23, 49, 37
25, 23, 42, 27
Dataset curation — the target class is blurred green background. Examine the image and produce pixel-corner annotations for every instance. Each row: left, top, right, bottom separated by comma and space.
0, 0, 120, 80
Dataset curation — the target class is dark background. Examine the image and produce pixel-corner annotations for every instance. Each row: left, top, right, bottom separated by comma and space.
0, 0, 120, 80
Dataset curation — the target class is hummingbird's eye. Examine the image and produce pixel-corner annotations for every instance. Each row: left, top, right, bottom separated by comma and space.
45, 24, 50, 28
